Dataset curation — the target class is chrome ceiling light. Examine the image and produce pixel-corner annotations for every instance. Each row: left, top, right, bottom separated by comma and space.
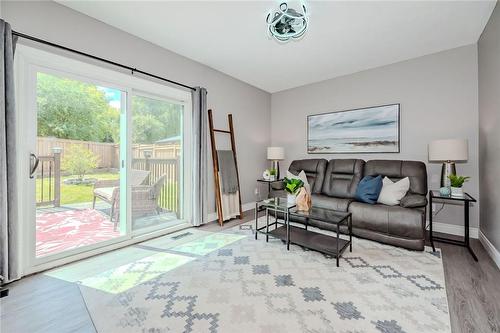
267, 2, 308, 42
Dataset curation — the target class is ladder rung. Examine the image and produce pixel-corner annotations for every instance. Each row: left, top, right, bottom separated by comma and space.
213, 129, 231, 134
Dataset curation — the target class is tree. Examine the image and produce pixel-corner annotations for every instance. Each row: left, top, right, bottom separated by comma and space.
62, 145, 99, 180
37, 72, 119, 142
37, 72, 182, 145
132, 95, 182, 144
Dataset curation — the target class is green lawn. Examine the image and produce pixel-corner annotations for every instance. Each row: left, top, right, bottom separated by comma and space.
36, 172, 178, 211
36, 172, 119, 205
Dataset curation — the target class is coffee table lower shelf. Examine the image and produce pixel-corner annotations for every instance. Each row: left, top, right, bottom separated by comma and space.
268, 225, 351, 266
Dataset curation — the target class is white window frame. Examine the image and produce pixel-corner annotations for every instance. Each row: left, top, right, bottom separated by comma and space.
15, 44, 193, 275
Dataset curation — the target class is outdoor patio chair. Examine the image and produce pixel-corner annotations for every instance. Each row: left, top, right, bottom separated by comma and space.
109, 175, 167, 230
92, 169, 150, 222
130, 174, 167, 219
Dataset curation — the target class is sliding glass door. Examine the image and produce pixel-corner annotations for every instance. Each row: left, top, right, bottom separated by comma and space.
131, 94, 184, 233
16, 45, 192, 273
33, 71, 127, 258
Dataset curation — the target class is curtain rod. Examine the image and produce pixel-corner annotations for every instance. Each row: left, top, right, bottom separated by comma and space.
12, 30, 196, 91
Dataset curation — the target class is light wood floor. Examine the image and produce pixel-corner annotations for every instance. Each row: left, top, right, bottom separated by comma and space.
1, 209, 499, 333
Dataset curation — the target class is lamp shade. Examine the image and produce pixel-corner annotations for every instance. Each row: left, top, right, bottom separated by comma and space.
267, 147, 285, 160
428, 139, 468, 162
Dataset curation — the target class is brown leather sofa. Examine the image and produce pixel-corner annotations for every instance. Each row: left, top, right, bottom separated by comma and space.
271, 158, 428, 251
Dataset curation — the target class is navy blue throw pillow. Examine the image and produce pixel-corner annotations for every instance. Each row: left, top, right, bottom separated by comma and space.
355, 175, 383, 204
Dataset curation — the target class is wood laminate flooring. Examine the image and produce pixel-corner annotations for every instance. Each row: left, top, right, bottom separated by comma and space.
1, 209, 499, 333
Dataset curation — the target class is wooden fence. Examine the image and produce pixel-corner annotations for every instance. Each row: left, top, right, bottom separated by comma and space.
132, 144, 181, 159
37, 137, 118, 169
37, 137, 180, 170
132, 158, 180, 215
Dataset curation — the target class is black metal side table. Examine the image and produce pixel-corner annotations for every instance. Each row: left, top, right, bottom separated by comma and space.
429, 190, 478, 261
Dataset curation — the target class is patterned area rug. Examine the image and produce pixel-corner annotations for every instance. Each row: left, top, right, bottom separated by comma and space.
80, 218, 451, 333
36, 208, 120, 257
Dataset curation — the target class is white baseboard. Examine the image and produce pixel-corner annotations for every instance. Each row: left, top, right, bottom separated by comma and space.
207, 201, 255, 223
431, 221, 479, 239
207, 208, 480, 237
479, 230, 500, 269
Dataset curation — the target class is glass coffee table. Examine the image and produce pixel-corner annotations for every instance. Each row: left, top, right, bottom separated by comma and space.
267, 206, 352, 267
254, 197, 295, 241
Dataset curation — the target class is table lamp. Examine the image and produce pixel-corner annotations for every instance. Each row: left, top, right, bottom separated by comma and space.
267, 147, 285, 179
428, 139, 468, 187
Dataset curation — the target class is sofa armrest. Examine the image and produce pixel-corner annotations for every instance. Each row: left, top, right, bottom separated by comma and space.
270, 181, 285, 191
400, 193, 427, 208
269, 189, 287, 199
267, 180, 286, 198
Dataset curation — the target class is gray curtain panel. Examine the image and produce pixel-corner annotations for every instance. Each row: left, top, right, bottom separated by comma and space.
191, 87, 208, 226
0, 20, 19, 283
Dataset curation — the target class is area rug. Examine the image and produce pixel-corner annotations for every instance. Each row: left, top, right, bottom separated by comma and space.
80, 218, 451, 333
36, 208, 120, 257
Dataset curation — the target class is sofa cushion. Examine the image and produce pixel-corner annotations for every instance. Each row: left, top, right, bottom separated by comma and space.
289, 159, 328, 194
364, 160, 427, 195
321, 159, 365, 199
311, 194, 352, 212
377, 177, 410, 206
348, 202, 425, 239
355, 175, 383, 204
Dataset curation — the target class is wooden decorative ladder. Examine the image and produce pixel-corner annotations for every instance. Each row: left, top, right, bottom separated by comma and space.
208, 109, 243, 226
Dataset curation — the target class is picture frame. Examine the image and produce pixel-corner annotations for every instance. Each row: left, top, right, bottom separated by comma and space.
307, 104, 400, 154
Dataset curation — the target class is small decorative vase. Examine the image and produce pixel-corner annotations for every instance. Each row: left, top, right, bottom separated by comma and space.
439, 187, 451, 196
450, 186, 463, 197
287, 193, 296, 204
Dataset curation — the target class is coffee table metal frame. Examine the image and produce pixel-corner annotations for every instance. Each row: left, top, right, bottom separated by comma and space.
254, 198, 353, 267
254, 197, 294, 243
286, 208, 352, 267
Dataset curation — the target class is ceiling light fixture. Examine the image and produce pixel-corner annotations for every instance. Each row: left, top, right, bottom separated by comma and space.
266, 2, 308, 42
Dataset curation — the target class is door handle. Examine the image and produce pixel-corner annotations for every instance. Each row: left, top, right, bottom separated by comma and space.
29, 153, 39, 179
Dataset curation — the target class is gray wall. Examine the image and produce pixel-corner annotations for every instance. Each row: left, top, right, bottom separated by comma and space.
2, 1, 271, 219
272, 45, 480, 228
479, 3, 500, 250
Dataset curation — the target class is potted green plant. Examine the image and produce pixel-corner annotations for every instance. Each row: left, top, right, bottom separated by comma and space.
269, 168, 277, 181
283, 177, 304, 204
448, 174, 470, 197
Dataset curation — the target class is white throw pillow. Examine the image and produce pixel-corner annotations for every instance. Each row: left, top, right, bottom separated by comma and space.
377, 177, 410, 206
286, 170, 311, 194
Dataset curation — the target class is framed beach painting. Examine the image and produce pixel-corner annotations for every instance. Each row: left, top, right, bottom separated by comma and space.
307, 104, 400, 154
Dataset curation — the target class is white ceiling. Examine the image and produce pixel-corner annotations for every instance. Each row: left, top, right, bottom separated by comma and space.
58, 1, 496, 93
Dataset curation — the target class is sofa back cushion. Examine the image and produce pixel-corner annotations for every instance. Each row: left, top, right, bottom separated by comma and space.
321, 159, 365, 199
363, 160, 427, 195
289, 159, 328, 194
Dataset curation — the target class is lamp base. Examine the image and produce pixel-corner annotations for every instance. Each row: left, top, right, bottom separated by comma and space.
440, 161, 456, 187
271, 160, 281, 180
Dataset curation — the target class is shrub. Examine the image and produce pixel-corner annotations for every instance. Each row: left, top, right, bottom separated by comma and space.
62, 145, 99, 180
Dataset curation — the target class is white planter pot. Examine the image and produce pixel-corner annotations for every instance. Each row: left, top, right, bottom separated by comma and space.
450, 186, 463, 197
287, 194, 296, 204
